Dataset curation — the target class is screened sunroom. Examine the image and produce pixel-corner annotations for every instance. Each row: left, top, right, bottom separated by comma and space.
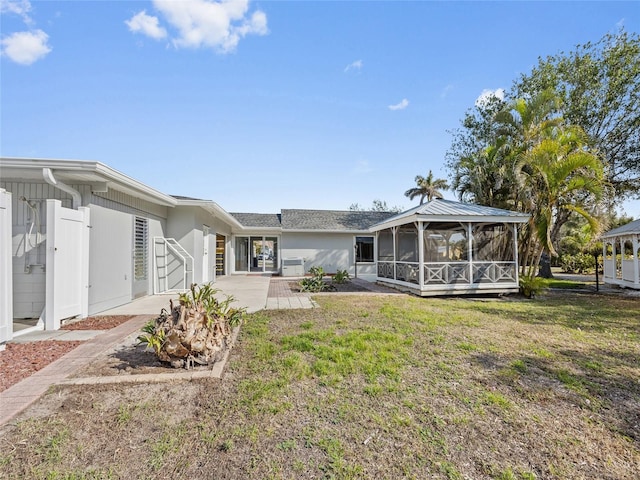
370, 199, 529, 296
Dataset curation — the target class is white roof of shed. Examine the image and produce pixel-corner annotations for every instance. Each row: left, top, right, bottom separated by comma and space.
601, 218, 640, 238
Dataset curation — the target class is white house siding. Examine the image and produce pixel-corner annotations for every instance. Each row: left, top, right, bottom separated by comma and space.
0, 182, 72, 319
87, 193, 168, 314
167, 207, 236, 285
281, 232, 358, 276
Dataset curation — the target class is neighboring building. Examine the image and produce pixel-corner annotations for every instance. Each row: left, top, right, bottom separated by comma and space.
0, 157, 529, 345
601, 219, 640, 290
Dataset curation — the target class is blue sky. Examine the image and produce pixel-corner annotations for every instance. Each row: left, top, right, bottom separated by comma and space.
1, 1, 638, 217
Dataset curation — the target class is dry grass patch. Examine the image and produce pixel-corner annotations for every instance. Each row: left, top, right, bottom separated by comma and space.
0, 292, 638, 479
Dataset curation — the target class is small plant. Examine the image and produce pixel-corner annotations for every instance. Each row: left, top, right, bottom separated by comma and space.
138, 283, 246, 369
332, 269, 350, 284
519, 275, 548, 298
299, 266, 335, 292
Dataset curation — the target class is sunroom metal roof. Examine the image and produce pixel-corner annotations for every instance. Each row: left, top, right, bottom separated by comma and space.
370, 198, 529, 230
601, 218, 640, 238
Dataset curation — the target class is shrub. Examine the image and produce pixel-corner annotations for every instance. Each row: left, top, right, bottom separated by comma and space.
332, 269, 350, 284
300, 266, 335, 292
559, 252, 596, 274
519, 275, 548, 299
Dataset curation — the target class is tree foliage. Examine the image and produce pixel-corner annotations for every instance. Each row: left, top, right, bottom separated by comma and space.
514, 29, 640, 197
349, 199, 403, 213
404, 170, 449, 205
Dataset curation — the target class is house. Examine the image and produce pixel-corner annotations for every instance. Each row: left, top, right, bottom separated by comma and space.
601, 219, 640, 290
0, 157, 529, 346
229, 209, 394, 279
370, 199, 530, 296
0, 157, 396, 344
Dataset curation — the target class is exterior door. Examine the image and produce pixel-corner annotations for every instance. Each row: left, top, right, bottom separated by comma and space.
202, 225, 210, 283
216, 234, 225, 276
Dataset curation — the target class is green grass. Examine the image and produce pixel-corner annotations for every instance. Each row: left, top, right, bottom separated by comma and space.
2, 292, 638, 479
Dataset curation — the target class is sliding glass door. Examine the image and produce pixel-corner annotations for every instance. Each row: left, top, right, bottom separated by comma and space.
236, 236, 278, 273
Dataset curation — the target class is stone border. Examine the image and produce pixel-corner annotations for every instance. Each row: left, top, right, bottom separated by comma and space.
58, 325, 241, 385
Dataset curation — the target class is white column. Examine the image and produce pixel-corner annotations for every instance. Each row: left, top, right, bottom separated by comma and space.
392, 227, 397, 280
0, 189, 13, 346
467, 223, 473, 285
634, 235, 639, 286
512, 223, 519, 284
418, 222, 424, 287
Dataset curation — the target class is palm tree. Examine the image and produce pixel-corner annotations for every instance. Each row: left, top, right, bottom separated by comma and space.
404, 170, 449, 205
517, 126, 605, 276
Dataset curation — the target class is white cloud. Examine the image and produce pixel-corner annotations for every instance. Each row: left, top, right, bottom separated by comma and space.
1, 0, 32, 24
344, 59, 363, 73
475, 88, 505, 107
1, 29, 51, 65
388, 98, 409, 111
352, 159, 372, 174
125, 10, 167, 40
440, 84, 454, 98
142, 0, 268, 53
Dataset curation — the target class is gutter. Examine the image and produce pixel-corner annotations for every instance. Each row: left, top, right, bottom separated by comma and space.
42, 167, 82, 209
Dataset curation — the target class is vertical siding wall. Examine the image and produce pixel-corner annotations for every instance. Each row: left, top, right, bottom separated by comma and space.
0, 182, 73, 319
0, 181, 170, 318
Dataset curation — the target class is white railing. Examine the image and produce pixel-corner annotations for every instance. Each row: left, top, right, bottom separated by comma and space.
423, 262, 469, 284
153, 237, 193, 294
470, 262, 517, 284
379, 260, 517, 286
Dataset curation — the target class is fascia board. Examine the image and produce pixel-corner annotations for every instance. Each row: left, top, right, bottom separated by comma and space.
370, 214, 530, 231
1, 157, 177, 207
174, 199, 246, 230
283, 229, 372, 234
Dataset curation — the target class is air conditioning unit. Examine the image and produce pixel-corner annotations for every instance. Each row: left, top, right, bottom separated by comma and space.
282, 257, 304, 277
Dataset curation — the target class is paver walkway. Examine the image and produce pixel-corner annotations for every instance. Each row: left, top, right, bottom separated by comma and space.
266, 277, 318, 310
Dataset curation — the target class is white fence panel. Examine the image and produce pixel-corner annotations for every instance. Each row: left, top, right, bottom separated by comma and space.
45, 200, 90, 330
0, 189, 13, 345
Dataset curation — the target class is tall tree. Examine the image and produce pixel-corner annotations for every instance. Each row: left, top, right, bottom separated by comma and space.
404, 170, 449, 205
514, 29, 640, 198
447, 93, 514, 208
349, 199, 403, 213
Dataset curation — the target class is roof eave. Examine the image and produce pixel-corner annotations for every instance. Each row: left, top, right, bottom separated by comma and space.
370, 214, 530, 231
1, 157, 177, 207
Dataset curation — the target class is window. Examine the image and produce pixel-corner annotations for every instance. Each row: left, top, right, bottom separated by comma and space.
134, 217, 148, 281
355, 236, 374, 263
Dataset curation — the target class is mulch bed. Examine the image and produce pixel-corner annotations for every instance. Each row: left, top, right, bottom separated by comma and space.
288, 281, 372, 293
0, 341, 82, 392
61, 315, 134, 331
1, 316, 136, 392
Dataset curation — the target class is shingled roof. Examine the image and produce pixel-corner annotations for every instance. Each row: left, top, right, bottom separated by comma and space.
229, 213, 282, 228
229, 209, 397, 231
281, 209, 396, 231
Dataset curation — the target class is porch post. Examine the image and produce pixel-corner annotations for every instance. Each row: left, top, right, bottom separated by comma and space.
467, 223, 473, 285
392, 226, 397, 281
634, 235, 639, 286
418, 222, 424, 287
512, 223, 519, 285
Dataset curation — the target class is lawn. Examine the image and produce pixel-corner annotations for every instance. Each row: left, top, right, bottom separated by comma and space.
0, 292, 638, 479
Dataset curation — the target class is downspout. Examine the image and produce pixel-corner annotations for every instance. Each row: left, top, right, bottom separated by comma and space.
43, 168, 82, 209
